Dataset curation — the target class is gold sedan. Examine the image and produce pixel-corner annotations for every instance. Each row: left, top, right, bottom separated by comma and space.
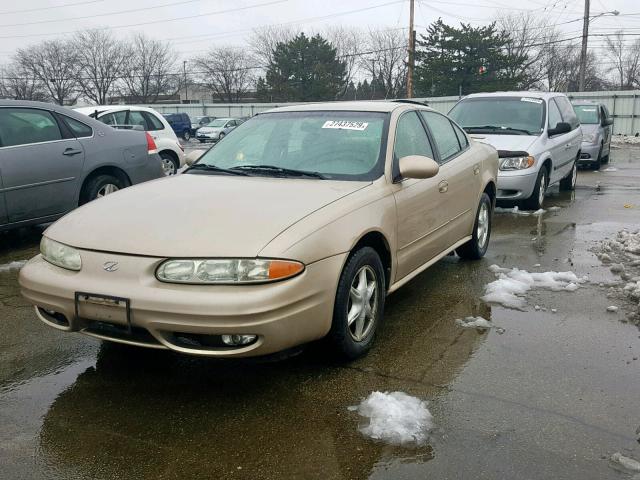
20, 101, 498, 359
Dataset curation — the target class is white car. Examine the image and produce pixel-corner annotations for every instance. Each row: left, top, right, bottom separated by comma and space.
74, 106, 185, 176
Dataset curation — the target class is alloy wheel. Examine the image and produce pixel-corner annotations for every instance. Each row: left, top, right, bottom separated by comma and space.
347, 265, 378, 342
477, 201, 490, 248
571, 162, 577, 189
538, 171, 547, 207
161, 158, 177, 176
97, 184, 119, 198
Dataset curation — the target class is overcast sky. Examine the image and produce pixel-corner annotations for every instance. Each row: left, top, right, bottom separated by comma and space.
0, 0, 639, 66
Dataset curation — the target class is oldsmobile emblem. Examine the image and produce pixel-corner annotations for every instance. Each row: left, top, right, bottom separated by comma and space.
103, 261, 119, 272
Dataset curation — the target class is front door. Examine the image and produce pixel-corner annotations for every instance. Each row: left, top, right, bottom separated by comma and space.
0, 107, 85, 223
392, 111, 451, 281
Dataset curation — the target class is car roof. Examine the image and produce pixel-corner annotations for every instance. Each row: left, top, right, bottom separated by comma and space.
264, 101, 435, 114
73, 105, 161, 116
0, 99, 119, 129
462, 91, 564, 101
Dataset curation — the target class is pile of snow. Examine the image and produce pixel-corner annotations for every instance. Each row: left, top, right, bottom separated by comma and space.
495, 206, 545, 216
611, 134, 640, 146
350, 391, 433, 446
482, 265, 586, 310
455, 316, 493, 329
0, 260, 27, 273
610, 452, 640, 472
602, 167, 618, 172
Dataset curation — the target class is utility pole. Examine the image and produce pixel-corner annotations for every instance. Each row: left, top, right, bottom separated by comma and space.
183, 60, 188, 104
578, 0, 590, 92
407, 0, 415, 98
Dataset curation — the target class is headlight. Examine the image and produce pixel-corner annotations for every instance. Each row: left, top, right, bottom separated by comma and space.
40, 236, 82, 271
156, 258, 304, 284
583, 133, 597, 144
500, 156, 535, 171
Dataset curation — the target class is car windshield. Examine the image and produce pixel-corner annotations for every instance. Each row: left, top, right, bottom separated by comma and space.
573, 105, 600, 124
449, 97, 545, 135
192, 111, 388, 180
207, 119, 228, 127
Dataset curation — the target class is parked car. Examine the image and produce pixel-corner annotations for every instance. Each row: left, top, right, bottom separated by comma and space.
75, 106, 185, 176
449, 91, 581, 210
196, 117, 242, 143
163, 112, 192, 141
20, 101, 497, 359
0, 100, 163, 232
191, 116, 215, 136
572, 101, 613, 170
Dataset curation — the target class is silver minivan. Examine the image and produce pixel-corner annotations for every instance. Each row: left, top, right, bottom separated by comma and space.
449, 92, 582, 210
572, 101, 613, 170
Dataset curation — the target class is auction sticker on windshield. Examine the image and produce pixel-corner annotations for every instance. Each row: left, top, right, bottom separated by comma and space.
322, 120, 369, 131
520, 97, 543, 104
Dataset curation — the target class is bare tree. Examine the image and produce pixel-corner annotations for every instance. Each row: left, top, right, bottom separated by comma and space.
605, 31, 640, 90
543, 39, 604, 92
498, 13, 552, 89
192, 47, 255, 102
325, 26, 361, 98
0, 62, 47, 101
249, 25, 297, 67
73, 29, 129, 105
15, 39, 79, 105
121, 34, 177, 103
359, 29, 407, 99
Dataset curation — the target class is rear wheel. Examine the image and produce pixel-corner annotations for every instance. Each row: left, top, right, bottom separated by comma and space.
218, 132, 226, 141
521, 167, 547, 210
457, 193, 492, 260
80, 174, 126, 205
559, 158, 577, 191
328, 247, 385, 359
160, 152, 178, 176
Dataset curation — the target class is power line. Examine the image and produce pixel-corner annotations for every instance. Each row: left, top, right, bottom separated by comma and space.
0, 0, 105, 16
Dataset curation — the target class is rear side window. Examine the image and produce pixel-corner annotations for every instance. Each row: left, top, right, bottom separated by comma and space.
128, 110, 148, 130
143, 112, 164, 130
393, 111, 434, 160
0, 108, 62, 147
62, 115, 93, 138
100, 111, 127, 126
420, 111, 461, 162
452, 122, 469, 148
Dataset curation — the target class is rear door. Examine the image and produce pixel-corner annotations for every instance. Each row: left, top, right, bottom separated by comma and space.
392, 111, 451, 280
419, 110, 480, 245
601, 104, 612, 155
546, 98, 567, 182
0, 107, 85, 223
554, 96, 581, 181
0, 166, 7, 226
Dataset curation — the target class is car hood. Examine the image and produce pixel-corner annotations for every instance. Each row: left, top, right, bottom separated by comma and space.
45, 175, 370, 257
470, 134, 538, 154
198, 127, 220, 134
580, 124, 599, 136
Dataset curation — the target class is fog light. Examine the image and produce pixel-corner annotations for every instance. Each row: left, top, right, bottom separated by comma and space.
221, 334, 257, 346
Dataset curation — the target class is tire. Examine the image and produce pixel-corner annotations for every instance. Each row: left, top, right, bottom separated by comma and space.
457, 193, 492, 260
327, 247, 385, 359
198, 139, 205, 143
521, 167, 548, 210
219, 132, 226, 141
160, 152, 178, 176
182, 130, 191, 141
591, 144, 602, 170
559, 158, 577, 191
79, 174, 126, 205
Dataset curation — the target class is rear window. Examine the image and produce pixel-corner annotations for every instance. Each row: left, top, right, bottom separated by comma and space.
573, 104, 600, 124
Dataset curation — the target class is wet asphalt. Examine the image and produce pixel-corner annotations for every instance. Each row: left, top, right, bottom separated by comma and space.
1, 146, 639, 480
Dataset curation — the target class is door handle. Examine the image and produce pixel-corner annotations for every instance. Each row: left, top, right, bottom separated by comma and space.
438, 180, 449, 193
63, 148, 82, 156
473, 164, 480, 175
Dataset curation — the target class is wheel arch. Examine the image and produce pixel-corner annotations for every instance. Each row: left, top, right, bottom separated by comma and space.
350, 230, 392, 291
78, 166, 131, 205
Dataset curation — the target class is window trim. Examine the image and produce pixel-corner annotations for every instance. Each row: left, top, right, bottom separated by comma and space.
418, 110, 470, 166
391, 110, 438, 182
0, 106, 73, 149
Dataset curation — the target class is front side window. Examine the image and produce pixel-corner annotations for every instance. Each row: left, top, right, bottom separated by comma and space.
62, 115, 93, 138
449, 96, 545, 136
555, 97, 579, 129
193, 111, 388, 181
420, 111, 461, 162
548, 99, 562, 129
393, 111, 434, 160
573, 104, 600, 124
0, 108, 62, 147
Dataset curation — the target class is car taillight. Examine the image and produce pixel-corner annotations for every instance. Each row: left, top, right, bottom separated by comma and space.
145, 132, 158, 154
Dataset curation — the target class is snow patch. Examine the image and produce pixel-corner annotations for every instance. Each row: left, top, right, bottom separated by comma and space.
455, 316, 492, 330
494, 206, 545, 216
351, 391, 433, 446
0, 260, 27, 273
610, 452, 640, 472
606, 306, 619, 313
611, 134, 640, 145
602, 167, 618, 172
482, 265, 586, 310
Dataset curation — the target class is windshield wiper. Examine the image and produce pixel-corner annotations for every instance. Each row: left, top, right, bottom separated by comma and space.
185, 164, 250, 176
465, 125, 533, 135
230, 164, 327, 179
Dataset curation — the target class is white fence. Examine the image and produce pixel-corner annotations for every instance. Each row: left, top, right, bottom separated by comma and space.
137, 90, 640, 136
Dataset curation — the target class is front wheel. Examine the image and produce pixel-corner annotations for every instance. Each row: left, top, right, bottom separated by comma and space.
559, 159, 577, 191
328, 247, 385, 359
591, 144, 602, 170
521, 168, 547, 210
182, 130, 191, 141
218, 132, 226, 141
457, 192, 492, 260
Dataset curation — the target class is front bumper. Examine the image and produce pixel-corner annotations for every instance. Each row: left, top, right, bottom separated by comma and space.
578, 143, 601, 163
19, 251, 346, 357
496, 170, 538, 201
196, 132, 220, 141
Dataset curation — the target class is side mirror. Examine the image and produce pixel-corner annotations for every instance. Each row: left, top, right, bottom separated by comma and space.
398, 155, 439, 180
548, 122, 571, 136
602, 117, 614, 126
